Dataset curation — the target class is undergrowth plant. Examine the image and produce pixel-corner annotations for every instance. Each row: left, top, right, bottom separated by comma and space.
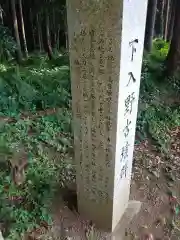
0, 26, 16, 62
0, 112, 74, 239
137, 39, 180, 152
0, 56, 71, 116
0, 56, 74, 239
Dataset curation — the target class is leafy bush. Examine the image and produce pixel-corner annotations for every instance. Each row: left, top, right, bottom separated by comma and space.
0, 25, 17, 62
137, 39, 180, 151
153, 38, 169, 53
0, 57, 71, 116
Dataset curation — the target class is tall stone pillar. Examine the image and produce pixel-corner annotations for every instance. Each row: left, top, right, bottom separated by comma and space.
67, 0, 148, 231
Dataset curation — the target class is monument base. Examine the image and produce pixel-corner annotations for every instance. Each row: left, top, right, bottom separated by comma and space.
0, 231, 4, 240
111, 201, 142, 240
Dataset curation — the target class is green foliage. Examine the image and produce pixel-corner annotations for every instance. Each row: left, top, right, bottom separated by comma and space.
137, 39, 180, 152
142, 38, 169, 78
0, 114, 74, 239
0, 25, 17, 62
0, 56, 71, 116
0, 56, 74, 239
151, 38, 169, 62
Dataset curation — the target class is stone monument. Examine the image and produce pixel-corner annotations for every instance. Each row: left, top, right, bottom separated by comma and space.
67, 0, 148, 232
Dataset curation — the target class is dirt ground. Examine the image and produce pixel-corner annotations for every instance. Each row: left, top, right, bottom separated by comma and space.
27, 127, 180, 240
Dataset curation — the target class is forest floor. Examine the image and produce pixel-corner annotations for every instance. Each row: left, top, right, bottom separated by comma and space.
0, 40, 180, 240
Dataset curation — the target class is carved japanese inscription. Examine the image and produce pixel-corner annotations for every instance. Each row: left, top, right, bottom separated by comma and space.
67, 0, 148, 231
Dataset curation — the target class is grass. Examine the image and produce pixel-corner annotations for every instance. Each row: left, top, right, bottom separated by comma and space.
0, 39, 180, 239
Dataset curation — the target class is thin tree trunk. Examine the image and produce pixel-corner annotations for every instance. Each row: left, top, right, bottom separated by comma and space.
167, 0, 175, 42
64, 10, 69, 51
18, 0, 28, 58
166, 0, 180, 75
40, 17, 43, 52
155, 0, 164, 37
56, 28, 60, 50
10, 0, 22, 62
144, 0, 158, 52
0, 13, 3, 25
52, 8, 56, 49
0, 5, 3, 25
162, 0, 166, 39
30, 8, 36, 50
164, 0, 170, 40
160, 0, 165, 38
54, 33, 57, 49
45, 11, 53, 60
37, 14, 43, 52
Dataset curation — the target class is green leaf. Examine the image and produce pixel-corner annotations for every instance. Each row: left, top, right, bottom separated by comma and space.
175, 206, 180, 216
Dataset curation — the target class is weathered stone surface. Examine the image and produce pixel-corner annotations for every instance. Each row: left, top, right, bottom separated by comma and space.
67, 0, 148, 231
0, 231, 4, 240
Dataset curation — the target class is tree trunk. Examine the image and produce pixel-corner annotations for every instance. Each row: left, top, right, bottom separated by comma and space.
53, 32, 57, 49
64, 9, 69, 51
0, 5, 3, 25
162, 0, 167, 39
52, 8, 56, 49
155, 0, 163, 37
18, 0, 28, 58
30, 8, 36, 50
56, 28, 60, 50
0, 12, 3, 25
167, 0, 175, 42
144, 0, 158, 52
45, 11, 53, 60
166, 0, 180, 75
164, 0, 171, 40
10, 0, 22, 62
37, 14, 43, 52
